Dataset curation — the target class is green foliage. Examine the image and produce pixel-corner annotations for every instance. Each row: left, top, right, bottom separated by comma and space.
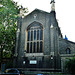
0, 0, 19, 59
65, 57, 75, 74
0, 0, 28, 59
0, 0, 19, 24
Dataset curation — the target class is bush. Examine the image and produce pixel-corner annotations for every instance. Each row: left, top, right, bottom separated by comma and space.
65, 57, 75, 74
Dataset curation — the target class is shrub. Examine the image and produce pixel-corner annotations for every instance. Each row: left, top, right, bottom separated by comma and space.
65, 57, 75, 74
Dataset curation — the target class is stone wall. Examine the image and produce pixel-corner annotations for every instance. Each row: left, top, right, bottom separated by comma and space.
59, 38, 75, 54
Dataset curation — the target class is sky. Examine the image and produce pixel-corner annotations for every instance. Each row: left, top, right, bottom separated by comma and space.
13, 0, 75, 42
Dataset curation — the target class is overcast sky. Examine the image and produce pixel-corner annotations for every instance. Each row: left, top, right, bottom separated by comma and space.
13, 0, 75, 42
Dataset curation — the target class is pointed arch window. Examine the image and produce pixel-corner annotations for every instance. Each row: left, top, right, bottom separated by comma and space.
66, 48, 71, 54
26, 22, 44, 53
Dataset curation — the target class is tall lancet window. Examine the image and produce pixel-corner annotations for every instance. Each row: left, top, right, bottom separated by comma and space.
26, 22, 44, 53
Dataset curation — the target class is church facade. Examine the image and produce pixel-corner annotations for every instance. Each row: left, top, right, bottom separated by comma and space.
14, 0, 75, 72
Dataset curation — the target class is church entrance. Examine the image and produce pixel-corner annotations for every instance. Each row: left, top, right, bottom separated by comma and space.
23, 55, 61, 72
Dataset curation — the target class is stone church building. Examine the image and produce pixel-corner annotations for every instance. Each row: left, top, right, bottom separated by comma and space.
14, 0, 75, 72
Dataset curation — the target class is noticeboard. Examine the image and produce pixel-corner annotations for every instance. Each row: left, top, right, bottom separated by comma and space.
29, 60, 37, 64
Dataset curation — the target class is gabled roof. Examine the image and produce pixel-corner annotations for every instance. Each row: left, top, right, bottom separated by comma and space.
59, 38, 75, 44
25, 8, 50, 17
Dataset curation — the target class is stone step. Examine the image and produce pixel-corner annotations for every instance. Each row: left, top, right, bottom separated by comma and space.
23, 71, 70, 75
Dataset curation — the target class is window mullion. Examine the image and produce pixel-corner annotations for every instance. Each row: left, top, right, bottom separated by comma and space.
29, 42, 30, 53
33, 29, 35, 52
39, 29, 40, 40
30, 30, 31, 41
43, 29, 44, 52
35, 42, 37, 53
39, 29, 40, 52
33, 29, 34, 41
36, 30, 37, 52
32, 42, 34, 53
36, 30, 37, 40
29, 30, 31, 53
32, 30, 34, 53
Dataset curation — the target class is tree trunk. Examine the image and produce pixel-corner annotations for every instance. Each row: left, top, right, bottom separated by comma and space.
1, 45, 3, 71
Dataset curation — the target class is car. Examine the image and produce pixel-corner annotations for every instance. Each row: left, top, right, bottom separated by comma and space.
4, 68, 24, 75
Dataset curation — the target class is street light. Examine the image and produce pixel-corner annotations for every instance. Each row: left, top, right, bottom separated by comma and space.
51, 55, 53, 59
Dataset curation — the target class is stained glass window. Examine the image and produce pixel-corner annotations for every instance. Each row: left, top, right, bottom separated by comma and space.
31, 31, 33, 41
34, 30, 36, 41
26, 22, 44, 53
37, 30, 39, 40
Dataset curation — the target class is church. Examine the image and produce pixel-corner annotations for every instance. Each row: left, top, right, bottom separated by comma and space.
14, 0, 75, 72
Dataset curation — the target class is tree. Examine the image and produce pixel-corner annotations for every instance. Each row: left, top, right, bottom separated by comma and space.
0, 0, 19, 59
65, 57, 75, 74
0, 0, 28, 69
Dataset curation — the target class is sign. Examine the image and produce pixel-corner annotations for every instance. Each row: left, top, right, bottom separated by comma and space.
30, 60, 37, 64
